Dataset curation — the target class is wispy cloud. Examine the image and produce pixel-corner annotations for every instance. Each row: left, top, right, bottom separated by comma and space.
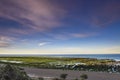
48, 32, 96, 40
70, 33, 96, 38
0, 36, 16, 42
0, 36, 15, 48
38, 42, 50, 47
0, 0, 66, 34
0, 42, 10, 48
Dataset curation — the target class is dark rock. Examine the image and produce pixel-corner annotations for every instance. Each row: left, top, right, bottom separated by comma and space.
0, 64, 32, 80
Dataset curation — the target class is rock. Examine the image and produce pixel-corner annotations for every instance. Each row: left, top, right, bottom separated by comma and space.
0, 64, 32, 80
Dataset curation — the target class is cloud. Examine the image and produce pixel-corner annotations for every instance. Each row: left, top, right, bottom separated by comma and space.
0, 42, 10, 48
0, 36, 15, 48
0, 0, 66, 35
70, 33, 96, 38
48, 32, 96, 40
38, 42, 50, 47
0, 36, 15, 42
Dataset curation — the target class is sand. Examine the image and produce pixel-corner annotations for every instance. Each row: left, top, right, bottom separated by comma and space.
24, 68, 120, 80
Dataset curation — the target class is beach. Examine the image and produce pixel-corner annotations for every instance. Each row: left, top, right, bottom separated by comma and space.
24, 67, 120, 80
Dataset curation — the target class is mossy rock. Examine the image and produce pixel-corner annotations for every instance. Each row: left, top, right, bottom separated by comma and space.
0, 64, 32, 80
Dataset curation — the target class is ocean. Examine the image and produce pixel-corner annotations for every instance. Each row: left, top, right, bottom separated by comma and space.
49, 54, 120, 61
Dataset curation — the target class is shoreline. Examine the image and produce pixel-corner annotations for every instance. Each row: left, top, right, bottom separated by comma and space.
0, 54, 120, 61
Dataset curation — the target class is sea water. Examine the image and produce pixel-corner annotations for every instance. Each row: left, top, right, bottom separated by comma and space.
47, 54, 120, 61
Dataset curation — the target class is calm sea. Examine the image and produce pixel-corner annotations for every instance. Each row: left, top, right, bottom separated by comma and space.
45, 54, 120, 61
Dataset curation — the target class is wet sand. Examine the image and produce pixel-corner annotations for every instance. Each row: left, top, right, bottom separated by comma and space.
24, 68, 120, 80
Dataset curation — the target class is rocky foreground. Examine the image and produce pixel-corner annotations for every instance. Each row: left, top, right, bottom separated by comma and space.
0, 64, 32, 80
0, 64, 120, 80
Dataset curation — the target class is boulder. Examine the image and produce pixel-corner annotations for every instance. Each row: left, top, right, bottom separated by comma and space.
0, 64, 32, 80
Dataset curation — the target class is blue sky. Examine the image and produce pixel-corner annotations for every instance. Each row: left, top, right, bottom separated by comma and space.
0, 0, 120, 54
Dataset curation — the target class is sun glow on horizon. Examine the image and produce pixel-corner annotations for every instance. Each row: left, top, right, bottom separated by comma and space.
0, 46, 120, 54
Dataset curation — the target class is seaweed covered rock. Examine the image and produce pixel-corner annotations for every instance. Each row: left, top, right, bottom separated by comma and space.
0, 64, 32, 80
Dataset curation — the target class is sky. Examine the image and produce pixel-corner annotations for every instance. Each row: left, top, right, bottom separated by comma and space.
0, 0, 120, 54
